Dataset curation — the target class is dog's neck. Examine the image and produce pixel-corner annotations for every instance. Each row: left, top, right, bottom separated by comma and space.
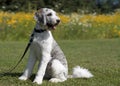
35, 22, 47, 30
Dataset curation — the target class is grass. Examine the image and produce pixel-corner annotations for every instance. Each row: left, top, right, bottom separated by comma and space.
0, 39, 120, 86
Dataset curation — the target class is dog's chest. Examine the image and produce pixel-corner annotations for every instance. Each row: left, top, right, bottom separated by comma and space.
31, 31, 53, 58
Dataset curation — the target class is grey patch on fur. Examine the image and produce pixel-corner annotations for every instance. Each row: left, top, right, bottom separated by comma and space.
51, 40, 68, 69
45, 40, 68, 78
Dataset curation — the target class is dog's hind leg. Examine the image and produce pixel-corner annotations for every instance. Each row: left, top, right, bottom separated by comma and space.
49, 59, 67, 83
19, 50, 37, 80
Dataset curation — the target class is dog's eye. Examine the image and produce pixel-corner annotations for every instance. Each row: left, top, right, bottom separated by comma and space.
47, 13, 52, 16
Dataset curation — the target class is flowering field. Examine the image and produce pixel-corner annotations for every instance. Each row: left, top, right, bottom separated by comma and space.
0, 11, 120, 41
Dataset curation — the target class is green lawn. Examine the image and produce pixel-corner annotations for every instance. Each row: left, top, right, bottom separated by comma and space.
0, 39, 120, 86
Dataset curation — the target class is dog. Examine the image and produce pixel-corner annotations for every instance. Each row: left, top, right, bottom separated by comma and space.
19, 8, 93, 85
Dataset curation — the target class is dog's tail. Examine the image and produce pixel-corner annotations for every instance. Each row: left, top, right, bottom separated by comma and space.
68, 66, 93, 78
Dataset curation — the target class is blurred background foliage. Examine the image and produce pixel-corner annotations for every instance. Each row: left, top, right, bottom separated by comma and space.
0, 0, 120, 13
0, 0, 120, 41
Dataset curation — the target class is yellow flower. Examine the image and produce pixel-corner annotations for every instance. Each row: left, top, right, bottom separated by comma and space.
118, 31, 120, 37
58, 14, 70, 23
7, 19, 17, 25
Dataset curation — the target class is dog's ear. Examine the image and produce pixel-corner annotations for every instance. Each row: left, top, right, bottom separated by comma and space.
34, 9, 46, 25
41, 13, 47, 25
34, 9, 42, 22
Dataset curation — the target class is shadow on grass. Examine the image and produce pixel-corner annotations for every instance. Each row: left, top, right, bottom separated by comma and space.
0, 72, 50, 81
0, 72, 22, 77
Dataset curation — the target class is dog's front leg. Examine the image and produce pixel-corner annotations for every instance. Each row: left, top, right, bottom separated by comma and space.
33, 51, 51, 85
19, 49, 37, 80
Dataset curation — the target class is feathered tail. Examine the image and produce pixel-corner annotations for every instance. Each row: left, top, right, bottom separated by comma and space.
68, 66, 93, 78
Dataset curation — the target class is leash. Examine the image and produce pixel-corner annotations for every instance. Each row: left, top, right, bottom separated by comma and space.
0, 28, 46, 76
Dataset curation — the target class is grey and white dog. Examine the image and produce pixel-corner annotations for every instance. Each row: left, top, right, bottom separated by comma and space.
19, 8, 93, 85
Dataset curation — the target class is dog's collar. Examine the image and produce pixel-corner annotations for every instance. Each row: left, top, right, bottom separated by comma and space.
34, 28, 46, 33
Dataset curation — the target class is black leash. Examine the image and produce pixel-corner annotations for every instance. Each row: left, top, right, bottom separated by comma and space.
0, 28, 46, 76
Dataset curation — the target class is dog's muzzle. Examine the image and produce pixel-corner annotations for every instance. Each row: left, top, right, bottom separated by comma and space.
47, 19, 60, 30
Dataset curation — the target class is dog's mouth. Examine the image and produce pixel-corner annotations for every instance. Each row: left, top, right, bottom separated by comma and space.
47, 23, 59, 30
47, 19, 60, 30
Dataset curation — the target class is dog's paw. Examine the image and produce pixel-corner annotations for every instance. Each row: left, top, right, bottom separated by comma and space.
19, 76, 28, 81
49, 78, 64, 83
33, 78, 42, 85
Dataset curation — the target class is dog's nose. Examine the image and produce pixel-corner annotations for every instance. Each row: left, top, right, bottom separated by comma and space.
56, 19, 60, 23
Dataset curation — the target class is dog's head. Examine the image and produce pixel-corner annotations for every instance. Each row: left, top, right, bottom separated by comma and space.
34, 8, 60, 30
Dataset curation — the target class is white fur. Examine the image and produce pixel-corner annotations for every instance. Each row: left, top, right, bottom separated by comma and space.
19, 8, 93, 85
49, 59, 67, 83
72, 66, 93, 78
